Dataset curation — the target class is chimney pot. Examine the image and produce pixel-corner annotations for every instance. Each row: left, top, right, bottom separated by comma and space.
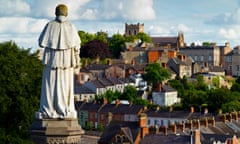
190, 106, 194, 113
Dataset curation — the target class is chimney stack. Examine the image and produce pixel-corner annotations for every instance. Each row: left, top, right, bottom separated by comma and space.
149, 126, 159, 134
209, 117, 215, 127
193, 129, 201, 144
139, 113, 148, 138
227, 113, 232, 122
186, 120, 193, 130
232, 112, 238, 121
103, 98, 108, 104
204, 118, 208, 128
160, 126, 168, 135
177, 122, 185, 132
115, 99, 121, 106
156, 83, 162, 92
190, 107, 194, 113
107, 112, 112, 126
171, 124, 177, 134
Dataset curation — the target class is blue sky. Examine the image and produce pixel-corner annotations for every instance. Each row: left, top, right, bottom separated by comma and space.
0, 0, 240, 51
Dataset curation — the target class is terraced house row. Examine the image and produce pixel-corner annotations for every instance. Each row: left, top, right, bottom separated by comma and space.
75, 101, 240, 144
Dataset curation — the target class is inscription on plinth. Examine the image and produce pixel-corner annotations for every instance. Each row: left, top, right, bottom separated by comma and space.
30, 118, 84, 144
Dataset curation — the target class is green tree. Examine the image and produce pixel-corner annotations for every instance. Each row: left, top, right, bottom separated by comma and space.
168, 79, 185, 98
78, 30, 95, 46
0, 41, 42, 143
95, 31, 108, 44
104, 90, 121, 103
119, 85, 137, 102
125, 35, 137, 42
144, 62, 170, 88
194, 75, 208, 91
109, 34, 125, 58
207, 88, 233, 113
136, 32, 152, 43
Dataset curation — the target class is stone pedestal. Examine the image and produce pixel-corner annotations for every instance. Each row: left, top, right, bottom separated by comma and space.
30, 118, 84, 144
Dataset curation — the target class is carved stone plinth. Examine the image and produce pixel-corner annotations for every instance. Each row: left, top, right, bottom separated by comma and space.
30, 118, 84, 144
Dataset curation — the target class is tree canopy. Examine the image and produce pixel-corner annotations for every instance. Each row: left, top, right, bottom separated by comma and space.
80, 39, 112, 60
136, 32, 152, 43
144, 62, 170, 86
0, 41, 42, 143
109, 34, 125, 58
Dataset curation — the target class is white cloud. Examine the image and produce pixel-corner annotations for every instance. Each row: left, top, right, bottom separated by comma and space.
219, 27, 239, 39
177, 24, 191, 33
99, 0, 156, 20
0, 0, 30, 16
0, 17, 48, 34
148, 25, 170, 35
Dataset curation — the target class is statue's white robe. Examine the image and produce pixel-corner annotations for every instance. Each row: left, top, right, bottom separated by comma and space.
37, 16, 80, 119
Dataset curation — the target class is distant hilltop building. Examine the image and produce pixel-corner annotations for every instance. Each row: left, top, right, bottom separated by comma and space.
151, 32, 185, 49
125, 23, 185, 50
125, 23, 144, 36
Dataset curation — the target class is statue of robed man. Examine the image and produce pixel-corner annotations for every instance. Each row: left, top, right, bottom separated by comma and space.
36, 4, 81, 119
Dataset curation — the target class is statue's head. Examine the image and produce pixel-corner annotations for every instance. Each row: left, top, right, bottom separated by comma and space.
55, 4, 68, 16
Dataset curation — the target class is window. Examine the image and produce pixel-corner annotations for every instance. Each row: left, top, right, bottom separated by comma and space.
208, 55, 212, 61
116, 135, 121, 143
194, 55, 198, 61
148, 119, 151, 125
200, 56, 204, 61
122, 135, 127, 142
237, 65, 240, 71
101, 114, 104, 120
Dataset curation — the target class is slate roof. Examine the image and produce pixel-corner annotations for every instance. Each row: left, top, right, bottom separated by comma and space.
107, 77, 123, 85
140, 134, 191, 144
146, 109, 192, 119
171, 57, 191, 66
89, 79, 105, 88
75, 101, 103, 112
86, 64, 110, 71
98, 104, 143, 115
208, 66, 225, 72
201, 133, 234, 144
161, 85, 177, 92
151, 37, 178, 44
74, 85, 94, 94
98, 121, 140, 144
113, 104, 144, 114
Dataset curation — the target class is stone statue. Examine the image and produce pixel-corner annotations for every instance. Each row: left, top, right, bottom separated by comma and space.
36, 4, 81, 119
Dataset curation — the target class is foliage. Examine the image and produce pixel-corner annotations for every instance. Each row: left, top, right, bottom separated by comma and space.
231, 77, 240, 92
212, 77, 220, 88
0, 41, 42, 143
169, 76, 240, 113
109, 34, 125, 58
144, 62, 170, 86
194, 75, 208, 91
78, 31, 95, 46
86, 121, 94, 130
125, 35, 137, 42
80, 39, 112, 60
95, 31, 108, 44
136, 32, 152, 43
119, 85, 137, 102
104, 90, 121, 103
133, 98, 150, 106
207, 88, 235, 113
97, 123, 104, 131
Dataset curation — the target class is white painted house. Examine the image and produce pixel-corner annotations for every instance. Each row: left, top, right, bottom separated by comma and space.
152, 84, 179, 106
